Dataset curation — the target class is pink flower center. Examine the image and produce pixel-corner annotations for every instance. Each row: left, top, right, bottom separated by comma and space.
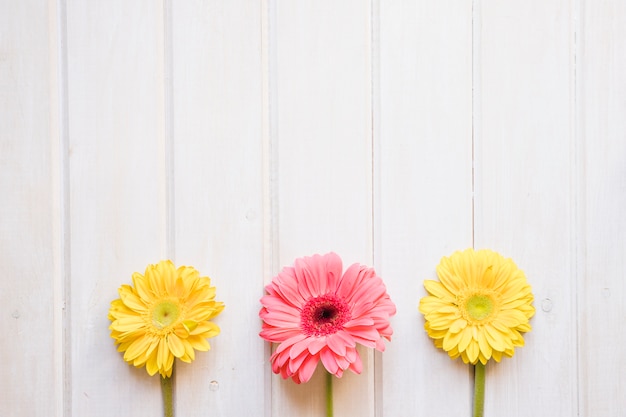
300, 294, 351, 337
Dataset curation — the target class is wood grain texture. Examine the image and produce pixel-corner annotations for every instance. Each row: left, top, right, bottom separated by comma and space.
0, 1, 62, 415
473, 0, 577, 415
1, 1, 626, 416
66, 1, 167, 415
578, 0, 626, 414
269, 1, 376, 416
377, 1, 474, 415
169, 1, 266, 415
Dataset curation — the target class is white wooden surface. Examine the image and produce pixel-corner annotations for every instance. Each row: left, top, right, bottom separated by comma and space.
2, 1, 625, 416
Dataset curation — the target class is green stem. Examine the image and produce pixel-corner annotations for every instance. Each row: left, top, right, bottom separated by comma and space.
161, 371, 174, 417
325, 371, 333, 417
473, 362, 485, 417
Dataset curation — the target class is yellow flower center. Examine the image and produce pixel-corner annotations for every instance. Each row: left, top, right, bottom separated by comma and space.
151, 300, 181, 330
466, 295, 493, 321
458, 289, 500, 324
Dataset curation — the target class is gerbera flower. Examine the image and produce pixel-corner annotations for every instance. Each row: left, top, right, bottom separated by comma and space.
419, 248, 535, 365
108, 260, 224, 378
259, 252, 396, 384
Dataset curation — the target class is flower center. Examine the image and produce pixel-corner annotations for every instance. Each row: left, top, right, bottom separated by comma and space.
465, 295, 493, 321
300, 294, 351, 337
151, 300, 181, 329
457, 289, 500, 324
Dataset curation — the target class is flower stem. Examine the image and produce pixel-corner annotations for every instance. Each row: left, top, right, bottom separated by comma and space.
325, 371, 333, 417
473, 362, 485, 417
161, 373, 174, 417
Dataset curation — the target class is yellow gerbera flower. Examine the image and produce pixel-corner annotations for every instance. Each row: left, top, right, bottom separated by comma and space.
108, 260, 224, 377
419, 248, 534, 365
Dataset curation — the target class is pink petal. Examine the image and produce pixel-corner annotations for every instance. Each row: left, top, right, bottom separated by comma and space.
270, 347, 288, 368
326, 333, 347, 356
274, 333, 307, 354
345, 325, 383, 342
296, 353, 320, 383
348, 350, 363, 374
345, 346, 357, 362
320, 348, 340, 375
273, 269, 305, 307
346, 276, 385, 305
295, 253, 343, 297
321, 252, 343, 292
334, 330, 356, 348
259, 326, 303, 343
343, 317, 375, 327
307, 337, 328, 355
289, 337, 313, 359
260, 295, 301, 315
289, 349, 310, 373
334, 354, 350, 371
335, 263, 362, 299
375, 338, 386, 351
260, 316, 301, 329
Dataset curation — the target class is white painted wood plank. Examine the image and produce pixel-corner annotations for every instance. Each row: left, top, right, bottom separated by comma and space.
66, 1, 167, 415
578, 0, 626, 414
0, 2, 62, 415
377, 1, 474, 415
473, 1, 577, 415
3, 3, 625, 416
270, 1, 375, 416
168, 1, 266, 415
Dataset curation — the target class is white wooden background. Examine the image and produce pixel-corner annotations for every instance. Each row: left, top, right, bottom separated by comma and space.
1, 1, 624, 416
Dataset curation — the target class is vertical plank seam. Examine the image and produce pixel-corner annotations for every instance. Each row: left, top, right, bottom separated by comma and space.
163, 0, 175, 262
572, 0, 582, 415
54, 0, 72, 415
161, 0, 177, 409
471, 0, 481, 252
470, 0, 480, 410
369, 0, 383, 416
262, 1, 280, 286
261, 0, 278, 415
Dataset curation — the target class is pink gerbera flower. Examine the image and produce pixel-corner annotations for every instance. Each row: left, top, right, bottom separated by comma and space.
259, 252, 396, 383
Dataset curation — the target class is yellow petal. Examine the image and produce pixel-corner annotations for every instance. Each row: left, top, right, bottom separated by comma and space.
419, 296, 454, 314
167, 333, 185, 358
174, 325, 189, 339
182, 340, 195, 362
157, 338, 169, 369
158, 260, 176, 294
484, 325, 506, 352
120, 289, 146, 312
146, 264, 166, 296
132, 272, 152, 302
496, 309, 528, 327
436, 262, 463, 295
477, 330, 492, 361
443, 329, 464, 352
458, 327, 473, 352
452, 249, 477, 287
187, 335, 211, 351
146, 352, 159, 376
111, 316, 145, 333
164, 353, 174, 377
449, 318, 467, 333
190, 321, 220, 338
466, 340, 479, 364
124, 335, 153, 361
183, 320, 198, 333
423, 280, 456, 302
427, 315, 457, 331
